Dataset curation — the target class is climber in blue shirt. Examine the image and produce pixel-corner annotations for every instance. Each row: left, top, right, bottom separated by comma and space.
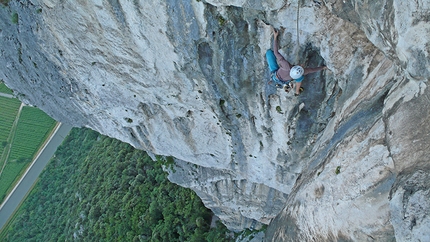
266, 27, 327, 96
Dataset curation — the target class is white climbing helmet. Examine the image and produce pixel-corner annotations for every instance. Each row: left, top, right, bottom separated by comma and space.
290, 66, 304, 79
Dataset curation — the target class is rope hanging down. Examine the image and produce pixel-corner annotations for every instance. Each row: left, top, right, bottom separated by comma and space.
295, 0, 301, 63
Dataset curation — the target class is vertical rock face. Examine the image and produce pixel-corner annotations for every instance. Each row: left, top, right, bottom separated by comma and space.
0, 0, 428, 239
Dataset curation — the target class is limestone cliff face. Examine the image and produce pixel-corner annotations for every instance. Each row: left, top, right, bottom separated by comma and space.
1, 0, 429, 240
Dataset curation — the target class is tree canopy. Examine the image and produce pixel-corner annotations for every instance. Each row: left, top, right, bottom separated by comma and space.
1, 128, 233, 241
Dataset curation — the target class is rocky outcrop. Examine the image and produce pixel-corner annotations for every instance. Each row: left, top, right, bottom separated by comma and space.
0, 0, 428, 239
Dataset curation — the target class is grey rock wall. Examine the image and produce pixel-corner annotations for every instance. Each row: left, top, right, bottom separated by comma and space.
0, 0, 428, 239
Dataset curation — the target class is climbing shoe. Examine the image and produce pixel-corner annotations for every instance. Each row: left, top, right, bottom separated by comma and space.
284, 82, 294, 92
294, 87, 304, 96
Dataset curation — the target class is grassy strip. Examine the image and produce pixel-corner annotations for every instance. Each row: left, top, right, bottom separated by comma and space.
0, 172, 39, 236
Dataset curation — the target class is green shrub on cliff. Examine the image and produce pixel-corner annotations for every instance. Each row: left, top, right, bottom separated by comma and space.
0, 0, 10, 6
10, 12, 18, 24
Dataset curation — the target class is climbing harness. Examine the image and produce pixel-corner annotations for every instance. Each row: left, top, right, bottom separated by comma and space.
270, 71, 290, 88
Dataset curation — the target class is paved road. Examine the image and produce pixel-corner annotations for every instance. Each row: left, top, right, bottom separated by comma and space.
0, 123, 72, 231
0, 93, 14, 99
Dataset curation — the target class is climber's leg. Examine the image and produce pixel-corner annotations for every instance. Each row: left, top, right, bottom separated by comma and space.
266, 50, 279, 72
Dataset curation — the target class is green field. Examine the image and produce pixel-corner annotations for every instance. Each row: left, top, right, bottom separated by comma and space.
0, 97, 21, 147
0, 82, 13, 95
0, 95, 56, 203
9, 106, 56, 161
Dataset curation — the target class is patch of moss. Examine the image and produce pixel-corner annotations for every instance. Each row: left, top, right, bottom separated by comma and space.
18, 47, 23, 63
218, 16, 226, 26
11, 12, 18, 24
335, 166, 341, 175
124, 117, 133, 123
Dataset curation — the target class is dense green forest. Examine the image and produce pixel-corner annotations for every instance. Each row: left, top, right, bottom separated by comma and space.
1, 128, 234, 241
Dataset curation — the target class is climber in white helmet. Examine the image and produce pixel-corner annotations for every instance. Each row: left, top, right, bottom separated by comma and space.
266, 27, 327, 96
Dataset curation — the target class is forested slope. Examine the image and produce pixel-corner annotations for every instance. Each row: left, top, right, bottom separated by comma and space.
1, 128, 232, 241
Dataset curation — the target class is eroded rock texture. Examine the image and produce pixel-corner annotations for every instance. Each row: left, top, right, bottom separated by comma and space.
0, 0, 428, 239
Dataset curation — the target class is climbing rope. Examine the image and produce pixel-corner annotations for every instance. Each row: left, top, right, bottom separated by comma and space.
295, 0, 301, 63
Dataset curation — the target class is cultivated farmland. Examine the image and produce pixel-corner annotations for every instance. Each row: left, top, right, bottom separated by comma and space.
0, 83, 13, 95
0, 97, 21, 148
9, 106, 56, 162
0, 93, 56, 203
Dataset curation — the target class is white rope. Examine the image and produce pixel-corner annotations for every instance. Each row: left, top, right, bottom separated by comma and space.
296, 0, 301, 63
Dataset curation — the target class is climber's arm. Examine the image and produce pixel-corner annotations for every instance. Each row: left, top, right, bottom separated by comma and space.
272, 28, 283, 60
272, 28, 292, 70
